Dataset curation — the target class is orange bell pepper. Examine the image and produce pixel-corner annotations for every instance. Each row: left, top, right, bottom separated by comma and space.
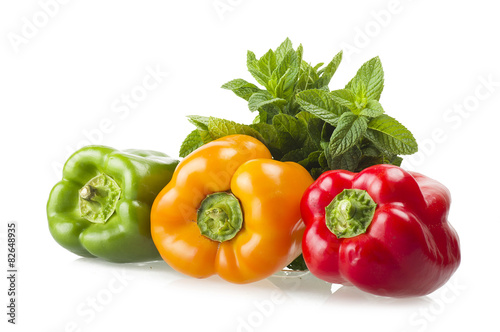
150, 135, 313, 283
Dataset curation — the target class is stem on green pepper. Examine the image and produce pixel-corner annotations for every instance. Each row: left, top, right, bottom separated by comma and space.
79, 174, 121, 224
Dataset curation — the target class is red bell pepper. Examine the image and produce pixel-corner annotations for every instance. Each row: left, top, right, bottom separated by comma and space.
300, 164, 460, 297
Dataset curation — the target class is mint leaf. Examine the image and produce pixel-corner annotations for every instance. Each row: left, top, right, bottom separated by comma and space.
251, 121, 277, 139
346, 56, 384, 101
295, 110, 316, 124
318, 151, 328, 169
256, 105, 281, 124
296, 89, 342, 126
387, 155, 403, 166
257, 49, 277, 78
298, 150, 322, 169
328, 112, 368, 158
360, 143, 381, 157
357, 145, 403, 171
326, 144, 362, 171
271, 49, 300, 98
307, 118, 324, 148
275, 38, 293, 63
364, 114, 418, 155
349, 79, 367, 100
272, 113, 308, 152
187, 115, 210, 131
248, 92, 286, 112
247, 51, 269, 87
295, 111, 323, 149
314, 62, 324, 71
315, 50, 343, 88
359, 100, 385, 118
330, 89, 357, 110
321, 122, 335, 144
296, 44, 304, 66
221, 79, 262, 101
250, 122, 280, 152
208, 117, 264, 142
179, 130, 205, 158
296, 62, 320, 92
199, 129, 213, 144
281, 147, 310, 163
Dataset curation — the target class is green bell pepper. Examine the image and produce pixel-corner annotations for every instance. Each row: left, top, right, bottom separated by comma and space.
47, 145, 179, 262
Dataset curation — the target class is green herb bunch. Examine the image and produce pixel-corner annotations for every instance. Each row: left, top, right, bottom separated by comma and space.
179, 38, 418, 179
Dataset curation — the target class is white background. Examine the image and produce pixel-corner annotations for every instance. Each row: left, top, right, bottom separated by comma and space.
1, 0, 499, 331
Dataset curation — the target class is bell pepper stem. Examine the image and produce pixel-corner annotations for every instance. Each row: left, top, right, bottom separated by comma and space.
79, 174, 121, 224
79, 185, 96, 200
197, 192, 243, 242
325, 189, 377, 239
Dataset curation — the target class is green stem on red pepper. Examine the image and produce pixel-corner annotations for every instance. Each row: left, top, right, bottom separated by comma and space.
325, 189, 377, 239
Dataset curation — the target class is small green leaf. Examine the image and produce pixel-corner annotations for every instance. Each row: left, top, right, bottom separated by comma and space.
257, 49, 277, 78
275, 38, 293, 63
326, 144, 362, 171
248, 92, 286, 112
296, 89, 342, 126
346, 56, 384, 101
349, 79, 367, 99
247, 51, 269, 87
272, 113, 308, 152
298, 61, 321, 91
295, 110, 316, 124
356, 147, 403, 171
311, 168, 326, 180
328, 113, 368, 158
250, 122, 279, 148
307, 118, 324, 148
287, 254, 308, 271
281, 148, 310, 163
315, 50, 343, 88
313, 62, 324, 71
208, 117, 264, 142
247, 50, 257, 62
221, 79, 262, 101
359, 100, 385, 118
360, 142, 381, 157
187, 115, 210, 131
271, 49, 300, 98
364, 114, 418, 155
296, 44, 303, 66
318, 151, 328, 169
256, 104, 281, 124
296, 111, 323, 149
321, 122, 335, 143
199, 129, 214, 144
179, 130, 205, 157
387, 155, 403, 166
298, 150, 322, 169
330, 89, 358, 111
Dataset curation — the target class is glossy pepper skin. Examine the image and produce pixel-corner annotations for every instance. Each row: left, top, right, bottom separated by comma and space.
47, 146, 179, 262
151, 135, 314, 284
301, 164, 460, 297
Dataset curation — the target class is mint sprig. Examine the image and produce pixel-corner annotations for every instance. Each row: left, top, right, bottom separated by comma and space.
177, 38, 419, 271
179, 38, 418, 178
295, 55, 417, 172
